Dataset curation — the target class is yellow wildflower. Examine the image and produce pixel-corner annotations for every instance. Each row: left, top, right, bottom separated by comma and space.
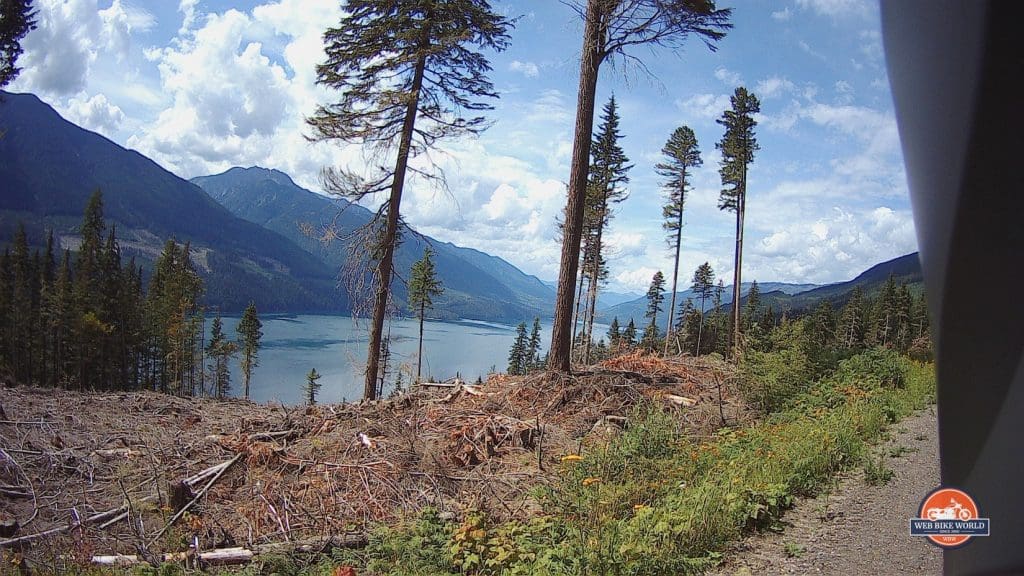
561, 454, 583, 463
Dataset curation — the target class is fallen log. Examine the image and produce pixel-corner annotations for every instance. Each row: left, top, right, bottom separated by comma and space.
91, 534, 368, 567
149, 452, 243, 545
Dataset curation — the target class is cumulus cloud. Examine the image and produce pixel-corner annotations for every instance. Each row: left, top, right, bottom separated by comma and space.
509, 60, 539, 78
11, 0, 154, 96
771, 7, 792, 21
63, 92, 125, 134
675, 93, 731, 122
749, 206, 916, 283
713, 67, 741, 86
755, 76, 796, 99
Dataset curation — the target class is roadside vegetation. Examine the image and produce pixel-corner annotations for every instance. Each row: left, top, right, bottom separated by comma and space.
110, 341, 929, 576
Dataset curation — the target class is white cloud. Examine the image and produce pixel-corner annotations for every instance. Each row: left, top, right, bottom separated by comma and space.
771, 7, 792, 21
748, 206, 915, 284
63, 92, 125, 134
713, 67, 741, 86
509, 60, 539, 78
755, 76, 796, 99
834, 80, 854, 104
795, 0, 871, 19
675, 93, 731, 122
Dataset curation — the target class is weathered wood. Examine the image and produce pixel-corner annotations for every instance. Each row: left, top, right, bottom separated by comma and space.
90, 535, 368, 567
149, 452, 243, 545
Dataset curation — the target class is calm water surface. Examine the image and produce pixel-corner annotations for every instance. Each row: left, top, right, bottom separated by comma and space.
213, 315, 574, 405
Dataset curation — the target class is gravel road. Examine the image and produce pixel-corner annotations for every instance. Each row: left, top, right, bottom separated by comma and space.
708, 407, 942, 575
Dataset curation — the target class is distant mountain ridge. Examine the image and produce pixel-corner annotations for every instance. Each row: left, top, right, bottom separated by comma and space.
192, 166, 557, 322
597, 281, 820, 328
0, 91, 340, 313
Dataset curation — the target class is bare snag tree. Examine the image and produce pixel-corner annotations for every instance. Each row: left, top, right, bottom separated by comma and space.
308, 0, 511, 400
548, 0, 732, 372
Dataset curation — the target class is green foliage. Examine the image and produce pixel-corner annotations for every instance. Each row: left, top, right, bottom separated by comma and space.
507, 321, 529, 375
304, 368, 322, 406
863, 454, 895, 486
740, 346, 813, 413
237, 301, 263, 399
0, 0, 36, 88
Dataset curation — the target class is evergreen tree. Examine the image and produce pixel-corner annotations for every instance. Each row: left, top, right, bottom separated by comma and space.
607, 317, 621, 350
717, 87, 760, 356
645, 271, 666, 326
580, 96, 631, 364
548, 0, 730, 372
869, 275, 899, 347
690, 262, 715, 357
507, 321, 528, 375
642, 272, 666, 350
527, 317, 542, 371
206, 314, 237, 399
804, 300, 836, 363
743, 280, 761, 330
236, 301, 262, 400
304, 368, 322, 406
658, 125, 701, 352
408, 247, 443, 381
308, 0, 511, 400
837, 286, 868, 349
9, 224, 33, 384
623, 318, 638, 348
0, 0, 35, 88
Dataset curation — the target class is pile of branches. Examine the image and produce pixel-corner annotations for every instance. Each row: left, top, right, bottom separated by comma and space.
0, 354, 744, 570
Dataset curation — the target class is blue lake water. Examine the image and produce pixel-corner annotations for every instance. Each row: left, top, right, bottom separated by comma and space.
211, 315, 582, 405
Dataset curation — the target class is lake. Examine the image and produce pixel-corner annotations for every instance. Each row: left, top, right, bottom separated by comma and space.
211, 315, 585, 405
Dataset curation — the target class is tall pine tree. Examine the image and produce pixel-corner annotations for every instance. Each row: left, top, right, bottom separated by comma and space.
658, 125, 701, 353
236, 301, 263, 400
308, 0, 511, 400
716, 87, 760, 357
408, 247, 443, 381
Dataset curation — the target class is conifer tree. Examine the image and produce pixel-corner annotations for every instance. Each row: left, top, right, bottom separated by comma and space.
690, 262, 715, 357
527, 317, 542, 371
549, 0, 731, 372
580, 96, 631, 364
408, 247, 443, 381
305, 368, 322, 406
658, 125, 701, 352
507, 321, 528, 375
643, 271, 666, 349
308, 0, 511, 400
607, 317, 621, 350
837, 286, 868, 349
717, 87, 760, 356
623, 318, 638, 348
743, 280, 761, 330
236, 301, 262, 400
0, 0, 35, 88
206, 314, 237, 398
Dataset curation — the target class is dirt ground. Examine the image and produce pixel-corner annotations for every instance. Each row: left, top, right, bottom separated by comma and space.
708, 407, 943, 575
0, 353, 747, 568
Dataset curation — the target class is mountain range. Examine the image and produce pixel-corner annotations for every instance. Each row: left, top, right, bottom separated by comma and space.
191, 166, 556, 321
0, 90, 922, 324
0, 91, 554, 320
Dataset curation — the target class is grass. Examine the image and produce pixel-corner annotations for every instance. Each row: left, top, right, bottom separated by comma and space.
325, 348, 935, 576
863, 454, 896, 486
783, 542, 806, 558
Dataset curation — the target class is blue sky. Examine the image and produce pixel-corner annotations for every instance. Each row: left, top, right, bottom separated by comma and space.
8, 0, 917, 293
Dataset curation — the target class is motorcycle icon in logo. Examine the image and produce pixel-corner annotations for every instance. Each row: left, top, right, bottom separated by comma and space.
926, 498, 972, 521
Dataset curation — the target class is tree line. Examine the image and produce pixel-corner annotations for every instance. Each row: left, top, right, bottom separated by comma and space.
0, 190, 263, 397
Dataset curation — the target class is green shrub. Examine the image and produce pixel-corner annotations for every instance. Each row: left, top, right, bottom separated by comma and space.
740, 347, 813, 412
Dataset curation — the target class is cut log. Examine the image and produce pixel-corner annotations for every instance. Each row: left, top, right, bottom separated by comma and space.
91, 535, 368, 567
665, 394, 696, 407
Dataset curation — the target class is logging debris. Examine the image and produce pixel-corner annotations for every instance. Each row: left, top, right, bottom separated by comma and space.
0, 353, 745, 570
